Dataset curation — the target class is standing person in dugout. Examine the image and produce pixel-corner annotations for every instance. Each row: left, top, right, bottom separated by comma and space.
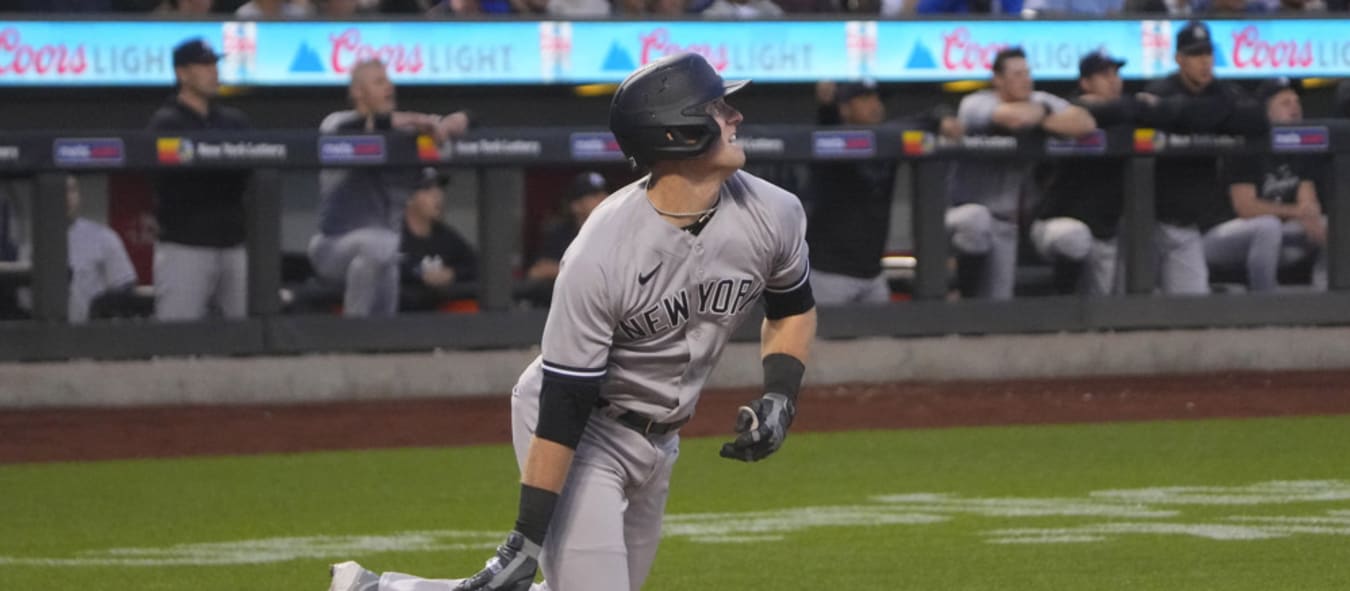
1143, 20, 1267, 294
147, 38, 252, 321
326, 51, 818, 591
806, 78, 962, 305
1201, 77, 1327, 292
309, 59, 471, 317
946, 47, 1096, 300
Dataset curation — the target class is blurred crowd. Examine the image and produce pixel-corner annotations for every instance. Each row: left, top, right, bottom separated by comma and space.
1, 0, 1347, 17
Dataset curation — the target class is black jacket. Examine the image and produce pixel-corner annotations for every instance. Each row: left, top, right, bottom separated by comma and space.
1144, 74, 1267, 227
146, 96, 252, 248
805, 103, 950, 278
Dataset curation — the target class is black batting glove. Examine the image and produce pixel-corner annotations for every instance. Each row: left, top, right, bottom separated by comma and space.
452, 531, 539, 591
719, 393, 795, 462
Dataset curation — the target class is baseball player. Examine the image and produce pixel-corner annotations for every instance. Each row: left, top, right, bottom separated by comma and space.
310, 59, 470, 317
147, 38, 251, 321
946, 47, 1096, 300
1143, 20, 1267, 294
1201, 78, 1327, 291
327, 52, 817, 591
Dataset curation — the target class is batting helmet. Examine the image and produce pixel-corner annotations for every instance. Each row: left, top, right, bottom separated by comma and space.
609, 53, 749, 167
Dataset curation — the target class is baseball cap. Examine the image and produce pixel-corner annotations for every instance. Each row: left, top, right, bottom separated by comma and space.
1079, 51, 1126, 79
173, 38, 223, 67
416, 167, 450, 190
1256, 77, 1297, 103
566, 171, 607, 201
835, 79, 881, 104
1175, 21, 1214, 56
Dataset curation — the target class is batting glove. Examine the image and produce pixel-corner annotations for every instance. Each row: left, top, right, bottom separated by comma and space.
719, 393, 795, 463
452, 531, 539, 591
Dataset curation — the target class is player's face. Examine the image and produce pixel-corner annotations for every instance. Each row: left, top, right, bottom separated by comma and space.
1080, 68, 1123, 99
1176, 51, 1215, 90
409, 186, 444, 220
177, 61, 219, 99
840, 93, 885, 125
352, 64, 396, 114
703, 98, 745, 171
1266, 89, 1302, 124
993, 57, 1033, 103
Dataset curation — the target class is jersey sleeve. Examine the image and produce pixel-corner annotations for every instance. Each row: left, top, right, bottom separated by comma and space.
958, 92, 998, 133
763, 193, 814, 319
1032, 91, 1072, 114
539, 253, 615, 380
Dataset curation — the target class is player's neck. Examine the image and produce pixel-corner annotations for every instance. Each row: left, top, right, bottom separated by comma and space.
176, 90, 210, 118
646, 165, 729, 225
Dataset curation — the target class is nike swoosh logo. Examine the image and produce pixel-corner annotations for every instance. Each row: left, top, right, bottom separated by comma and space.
638, 261, 663, 286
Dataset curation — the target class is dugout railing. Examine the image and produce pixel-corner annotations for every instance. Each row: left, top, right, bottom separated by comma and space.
1, 121, 1349, 362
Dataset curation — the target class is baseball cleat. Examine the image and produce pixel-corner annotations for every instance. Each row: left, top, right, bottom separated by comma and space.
329, 560, 380, 591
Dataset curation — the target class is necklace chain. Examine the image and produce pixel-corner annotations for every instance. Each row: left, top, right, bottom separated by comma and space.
649, 197, 720, 218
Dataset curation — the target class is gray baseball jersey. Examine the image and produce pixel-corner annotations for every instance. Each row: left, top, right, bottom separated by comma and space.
513, 169, 810, 424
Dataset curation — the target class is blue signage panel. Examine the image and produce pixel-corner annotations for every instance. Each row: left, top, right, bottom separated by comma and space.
0, 18, 1347, 87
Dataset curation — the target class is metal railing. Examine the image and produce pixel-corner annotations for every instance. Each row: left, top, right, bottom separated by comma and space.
2, 121, 1349, 362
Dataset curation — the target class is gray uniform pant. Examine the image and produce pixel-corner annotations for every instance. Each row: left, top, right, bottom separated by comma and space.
153, 242, 247, 321
809, 269, 890, 305
1154, 222, 1209, 295
308, 228, 400, 318
379, 389, 679, 591
1029, 217, 1120, 296
946, 203, 1017, 300
1203, 215, 1325, 292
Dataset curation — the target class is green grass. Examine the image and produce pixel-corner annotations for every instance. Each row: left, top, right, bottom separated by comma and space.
2, 415, 1348, 590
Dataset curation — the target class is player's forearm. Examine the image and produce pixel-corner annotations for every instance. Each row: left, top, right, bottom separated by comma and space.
1042, 106, 1097, 138
761, 307, 816, 364
521, 436, 576, 493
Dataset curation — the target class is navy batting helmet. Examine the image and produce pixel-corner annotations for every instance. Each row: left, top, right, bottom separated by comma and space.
609, 53, 749, 167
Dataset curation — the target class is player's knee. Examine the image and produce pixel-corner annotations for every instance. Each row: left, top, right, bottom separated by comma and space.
947, 205, 994, 255
1048, 219, 1092, 261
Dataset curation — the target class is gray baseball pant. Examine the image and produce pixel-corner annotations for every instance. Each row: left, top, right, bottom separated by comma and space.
379, 388, 679, 591
1203, 216, 1326, 292
308, 228, 400, 317
1030, 217, 1121, 296
1155, 222, 1209, 295
153, 242, 247, 321
946, 203, 1017, 300
809, 269, 891, 305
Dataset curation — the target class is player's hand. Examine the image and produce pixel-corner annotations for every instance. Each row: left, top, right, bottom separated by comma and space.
452, 531, 539, 591
815, 80, 836, 105
719, 393, 795, 463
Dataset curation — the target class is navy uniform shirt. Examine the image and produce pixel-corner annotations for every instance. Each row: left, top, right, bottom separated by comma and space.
146, 96, 252, 248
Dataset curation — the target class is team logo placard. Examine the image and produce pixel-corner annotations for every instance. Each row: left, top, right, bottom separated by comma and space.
569, 132, 625, 161
157, 137, 194, 165
811, 130, 875, 159
318, 135, 386, 164
53, 138, 125, 167
416, 135, 441, 161
1133, 128, 1164, 154
902, 130, 934, 156
1047, 129, 1106, 155
1270, 126, 1329, 153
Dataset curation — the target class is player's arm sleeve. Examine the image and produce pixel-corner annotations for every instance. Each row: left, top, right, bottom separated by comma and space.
957, 92, 997, 133
763, 196, 814, 320
536, 256, 615, 449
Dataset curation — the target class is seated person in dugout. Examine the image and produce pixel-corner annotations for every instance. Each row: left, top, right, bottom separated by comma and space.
399, 168, 479, 312
521, 171, 609, 306
1201, 78, 1326, 292
946, 47, 1096, 300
